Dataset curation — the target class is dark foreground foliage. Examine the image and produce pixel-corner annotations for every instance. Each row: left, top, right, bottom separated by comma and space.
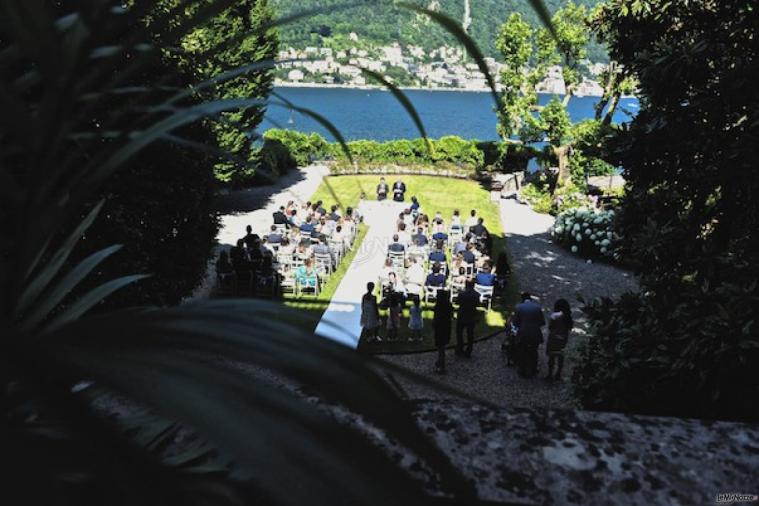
572, 0, 759, 422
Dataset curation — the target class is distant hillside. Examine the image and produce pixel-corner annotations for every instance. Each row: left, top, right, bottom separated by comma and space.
272, 0, 608, 63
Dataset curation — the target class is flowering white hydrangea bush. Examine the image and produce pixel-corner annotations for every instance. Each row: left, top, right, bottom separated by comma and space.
551, 207, 619, 260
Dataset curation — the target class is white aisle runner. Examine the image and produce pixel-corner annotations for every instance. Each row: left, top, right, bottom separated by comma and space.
315, 200, 407, 348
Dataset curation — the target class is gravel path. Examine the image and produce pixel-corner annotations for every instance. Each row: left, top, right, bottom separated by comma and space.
381, 198, 638, 409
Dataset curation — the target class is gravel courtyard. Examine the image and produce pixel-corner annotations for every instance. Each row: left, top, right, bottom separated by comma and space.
381, 199, 639, 409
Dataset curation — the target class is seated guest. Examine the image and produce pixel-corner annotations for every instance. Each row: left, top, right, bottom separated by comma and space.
300, 215, 315, 234
379, 258, 395, 286
432, 226, 448, 243
277, 237, 294, 256
397, 222, 411, 245
376, 177, 389, 201
425, 263, 446, 287
403, 208, 415, 228
470, 217, 488, 238
475, 264, 496, 287
302, 201, 312, 217
388, 234, 405, 253
392, 177, 406, 202
428, 240, 446, 263
465, 209, 478, 233
462, 243, 476, 264
312, 240, 334, 267
452, 234, 468, 255
417, 213, 430, 231
412, 227, 428, 247
296, 241, 312, 261
320, 217, 336, 237
341, 216, 355, 238
273, 206, 289, 226
295, 258, 318, 290
407, 238, 425, 262
314, 200, 327, 217
405, 258, 425, 290
450, 252, 467, 285
266, 224, 282, 245
433, 211, 444, 226
346, 206, 361, 223
396, 212, 406, 231
288, 209, 301, 227
328, 204, 340, 221
450, 209, 463, 231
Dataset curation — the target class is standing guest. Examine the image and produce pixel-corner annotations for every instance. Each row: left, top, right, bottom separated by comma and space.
392, 177, 407, 202
386, 289, 402, 340
376, 177, 389, 201
470, 217, 488, 238
273, 206, 289, 226
410, 196, 421, 214
513, 292, 546, 378
361, 282, 382, 343
433, 291, 453, 373
455, 280, 480, 358
546, 299, 573, 381
465, 209, 478, 234
408, 296, 423, 342
242, 225, 259, 250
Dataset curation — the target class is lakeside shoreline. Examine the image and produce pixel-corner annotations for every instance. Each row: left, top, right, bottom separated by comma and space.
275, 80, 625, 98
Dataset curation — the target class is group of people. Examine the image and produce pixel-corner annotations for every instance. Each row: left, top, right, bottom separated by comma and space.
505, 292, 574, 381
216, 199, 361, 296
376, 177, 407, 202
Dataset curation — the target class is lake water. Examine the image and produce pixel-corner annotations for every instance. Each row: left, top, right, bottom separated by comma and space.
262, 86, 639, 141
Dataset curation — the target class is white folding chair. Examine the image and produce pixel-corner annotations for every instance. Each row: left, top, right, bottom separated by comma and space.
314, 252, 333, 276
474, 284, 495, 311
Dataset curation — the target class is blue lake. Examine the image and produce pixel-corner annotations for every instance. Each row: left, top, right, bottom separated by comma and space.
263, 86, 639, 141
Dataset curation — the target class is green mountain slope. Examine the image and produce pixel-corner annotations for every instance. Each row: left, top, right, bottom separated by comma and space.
272, 0, 607, 62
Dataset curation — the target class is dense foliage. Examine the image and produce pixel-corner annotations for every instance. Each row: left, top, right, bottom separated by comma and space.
2, 2, 485, 505
170, 0, 278, 185
572, 0, 759, 422
272, 0, 607, 62
551, 207, 616, 260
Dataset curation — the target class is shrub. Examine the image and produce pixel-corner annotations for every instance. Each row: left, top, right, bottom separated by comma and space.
259, 138, 298, 176
520, 183, 554, 214
550, 207, 618, 260
263, 129, 330, 166
334, 135, 485, 170
552, 182, 597, 214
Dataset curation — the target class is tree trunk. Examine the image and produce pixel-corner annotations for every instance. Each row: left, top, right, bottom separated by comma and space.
603, 92, 622, 125
554, 145, 571, 188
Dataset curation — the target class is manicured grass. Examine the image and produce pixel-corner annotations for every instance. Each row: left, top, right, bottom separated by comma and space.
307, 175, 519, 354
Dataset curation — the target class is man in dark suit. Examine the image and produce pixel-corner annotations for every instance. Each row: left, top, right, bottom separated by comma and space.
299, 216, 315, 234
455, 280, 480, 357
388, 234, 405, 253
392, 178, 406, 202
272, 206, 289, 227
432, 228, 448, 243
512, 292, 546, 377
470, 217, 488, 238
376, 177, 389, 200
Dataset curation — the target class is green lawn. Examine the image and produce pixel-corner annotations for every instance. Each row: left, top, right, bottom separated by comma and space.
303, 174, 519, 354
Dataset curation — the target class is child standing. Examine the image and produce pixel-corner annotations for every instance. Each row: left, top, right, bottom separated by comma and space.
408, 296, 423, 341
